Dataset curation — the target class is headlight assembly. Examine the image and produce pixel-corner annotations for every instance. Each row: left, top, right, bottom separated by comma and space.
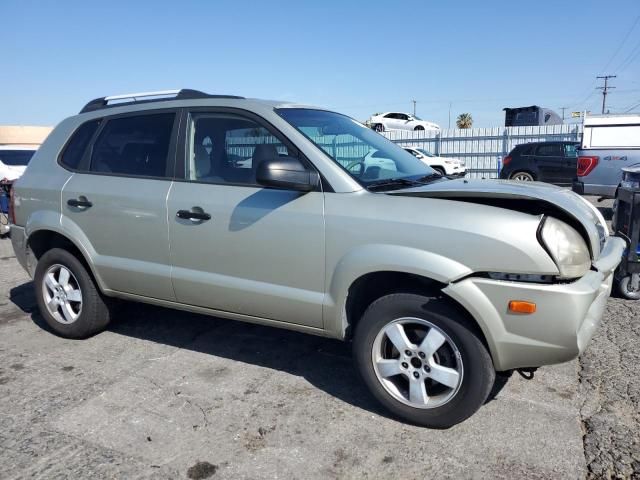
539, 217, 591, 279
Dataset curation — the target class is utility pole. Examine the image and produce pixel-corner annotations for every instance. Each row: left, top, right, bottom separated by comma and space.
596, 75, 616, 114
448, 102, 452, 129
559, 107, 567, 121
412, 99, 416, 116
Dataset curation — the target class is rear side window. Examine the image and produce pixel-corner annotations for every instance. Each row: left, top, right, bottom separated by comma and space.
536, 144, 562, 156
90, 113, 175, 178
0, 150, 36, 166
60, 119, 101, 170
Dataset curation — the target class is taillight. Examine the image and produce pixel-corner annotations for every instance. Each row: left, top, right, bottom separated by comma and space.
503, 155, 512, 166
577, 156, 599, 177
8, 185, 15, 224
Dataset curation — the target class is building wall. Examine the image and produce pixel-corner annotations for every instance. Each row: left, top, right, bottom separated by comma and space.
0, 125, 53, 146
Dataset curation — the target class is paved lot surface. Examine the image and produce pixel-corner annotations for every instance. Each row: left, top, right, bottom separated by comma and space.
0, 213, 638, 479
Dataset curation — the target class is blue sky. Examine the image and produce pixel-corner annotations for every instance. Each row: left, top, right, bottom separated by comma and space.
2, 0, 640, 128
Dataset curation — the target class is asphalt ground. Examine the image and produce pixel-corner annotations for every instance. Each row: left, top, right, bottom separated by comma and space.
0, 198, 637, 479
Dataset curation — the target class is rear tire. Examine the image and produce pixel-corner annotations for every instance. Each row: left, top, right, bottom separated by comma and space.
510, 171, 535, 181
353, 293, 495, 428
34, 248, 112, 338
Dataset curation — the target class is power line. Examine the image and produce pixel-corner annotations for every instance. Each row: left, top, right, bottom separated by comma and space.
616, 40, 640, 72
601, 14, 640, 72
623, 98, 640, 113
596, 75, 616, 113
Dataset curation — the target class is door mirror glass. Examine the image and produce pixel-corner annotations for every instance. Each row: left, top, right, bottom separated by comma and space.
256, 156, 318, 191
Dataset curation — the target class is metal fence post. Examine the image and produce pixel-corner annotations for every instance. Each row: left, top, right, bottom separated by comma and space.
436, 131, 441, 156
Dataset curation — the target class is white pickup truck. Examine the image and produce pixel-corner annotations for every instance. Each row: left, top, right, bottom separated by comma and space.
573, 114, 640, 198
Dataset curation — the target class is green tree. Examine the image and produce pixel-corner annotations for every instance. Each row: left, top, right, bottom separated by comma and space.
456, 113, 473, 129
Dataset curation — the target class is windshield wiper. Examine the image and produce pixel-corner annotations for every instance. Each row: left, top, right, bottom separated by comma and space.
366, 172, 446, 191
366, 177, 426, 191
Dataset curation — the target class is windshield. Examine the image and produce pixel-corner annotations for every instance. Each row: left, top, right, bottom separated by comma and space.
416, 148, 436, 157
0, 149, 35, 166
277, 108, 435, 186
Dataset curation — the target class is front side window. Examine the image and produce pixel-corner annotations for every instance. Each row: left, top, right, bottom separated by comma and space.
188, 113, 292, 185
90, 113, 175, 177
60, 119, 101, 170
277, 108, 436, 187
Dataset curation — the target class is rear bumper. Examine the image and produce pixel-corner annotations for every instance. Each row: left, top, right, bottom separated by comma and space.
443, 236, 625, 371
10, 225, 30, 276
573, 180, 617, 198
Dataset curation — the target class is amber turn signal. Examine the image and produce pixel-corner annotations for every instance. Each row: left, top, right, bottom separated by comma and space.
508, 300, 536, 314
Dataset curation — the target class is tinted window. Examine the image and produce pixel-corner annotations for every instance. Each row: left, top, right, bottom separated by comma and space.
564, 144, 577, 157
188, 113, 292, 185
536, 144, 562, 156
60, 119, 101, 170
0, 150, 36, 166
90, 113, 174, 177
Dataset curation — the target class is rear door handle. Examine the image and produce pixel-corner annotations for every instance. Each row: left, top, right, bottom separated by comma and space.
176, 209, 211, 221
67, 198, 92, 208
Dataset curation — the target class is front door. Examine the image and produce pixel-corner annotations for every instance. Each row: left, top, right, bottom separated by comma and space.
61, 111, 178, 300
167, 110, 325, 327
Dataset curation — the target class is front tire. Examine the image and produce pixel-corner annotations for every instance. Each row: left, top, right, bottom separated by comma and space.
618, 275, 640, 300
34, 248, 112, 339
373, 123, 384, 133
413, 125, 425, 131
353, 294, 495, 428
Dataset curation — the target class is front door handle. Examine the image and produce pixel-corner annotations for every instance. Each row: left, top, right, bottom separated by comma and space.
67, 198, 92, 208
176, 209, 211, 221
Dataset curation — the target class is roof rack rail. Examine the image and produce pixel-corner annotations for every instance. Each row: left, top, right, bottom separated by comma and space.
79, 89, 244, 114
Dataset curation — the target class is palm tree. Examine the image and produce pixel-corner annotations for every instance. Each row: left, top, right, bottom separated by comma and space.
456, 113, 473, 129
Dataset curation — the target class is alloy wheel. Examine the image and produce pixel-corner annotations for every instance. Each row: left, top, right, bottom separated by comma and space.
371, 317, 463, 409
511, 172, 534, 181
42, 264, 83, 324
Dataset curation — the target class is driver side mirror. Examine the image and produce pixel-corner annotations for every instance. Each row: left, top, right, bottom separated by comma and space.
256, 156, 319, 192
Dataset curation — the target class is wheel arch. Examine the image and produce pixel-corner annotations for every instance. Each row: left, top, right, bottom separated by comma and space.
25, 228, 108, 293
341, 270, 493, 362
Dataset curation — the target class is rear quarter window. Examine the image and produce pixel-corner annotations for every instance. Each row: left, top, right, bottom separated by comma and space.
59, 119, 102, 170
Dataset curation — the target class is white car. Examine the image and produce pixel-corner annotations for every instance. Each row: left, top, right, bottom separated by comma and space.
370, 112, 440, 133
404, 147, 466, 177
0, 145, 37, 181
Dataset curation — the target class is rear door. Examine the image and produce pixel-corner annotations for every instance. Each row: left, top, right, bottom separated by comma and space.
60, 110, 179, 300
534, 143, 564, 183
166, 109, 325, 327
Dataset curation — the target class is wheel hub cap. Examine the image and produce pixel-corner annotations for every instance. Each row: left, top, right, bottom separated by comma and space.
42, 264, 83, 325
372, 317, 464, 409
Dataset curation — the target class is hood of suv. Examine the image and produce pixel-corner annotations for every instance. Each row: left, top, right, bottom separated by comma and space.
389, 178, 607, 259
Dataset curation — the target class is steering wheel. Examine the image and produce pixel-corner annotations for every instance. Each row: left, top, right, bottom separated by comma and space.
346, 160, 366, 175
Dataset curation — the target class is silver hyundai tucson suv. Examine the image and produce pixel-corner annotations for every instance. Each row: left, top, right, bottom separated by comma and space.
9, 89, 625, 428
